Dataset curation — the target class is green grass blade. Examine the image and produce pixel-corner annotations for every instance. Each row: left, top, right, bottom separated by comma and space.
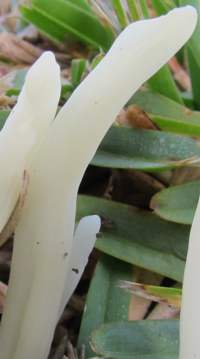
20, 0, 115, 50
140, 0, 149, 18
111, 0, 129, 29
152, 0, 176, 14
126, 0, 140, 20
148, 65, 183, 104
180, 0, 200, 109
71, 58, 87, 88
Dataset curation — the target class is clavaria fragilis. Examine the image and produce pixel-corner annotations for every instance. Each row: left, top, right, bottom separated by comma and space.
0, 6, 197, 359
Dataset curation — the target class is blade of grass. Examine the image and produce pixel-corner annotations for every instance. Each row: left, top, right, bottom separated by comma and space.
71, 59, 87, 88
180, 0, 200, 109
140, 0, 149, 18
148, 65, 183, 104
20, 0, 114, 50
111, 0, 129, 29
126, 0, 140, 20
152, 0, 176, 15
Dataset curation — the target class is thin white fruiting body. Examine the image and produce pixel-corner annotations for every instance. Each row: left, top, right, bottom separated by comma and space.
0, 6, 197, 359
0, 52, 61, 359
180, 196, 200, 359
0, 52, 60, 232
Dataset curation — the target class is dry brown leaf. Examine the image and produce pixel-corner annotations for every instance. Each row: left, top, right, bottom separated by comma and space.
116, 105, 157, 129
121, 281, 181, 309
171, 167, 200, 185
147, 303, 179, 320
0, 62, 11, 78
0, 32, 43, 64
66, 342, 79, 359
128, 268, 162, 320
50, 328, 68, 359
0, 94, 14, 106
0, 0, 10, 16
111, 169, 164, 208
116, 109, 129, 126
126, 105, 157, 129
175, 156, 200, 168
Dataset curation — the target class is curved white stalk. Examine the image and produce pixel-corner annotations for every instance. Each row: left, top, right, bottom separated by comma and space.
0, 52, 61, 359
0, 6, 197, 359
180, 197, 200, 359
58, 215, 101, 317
0, 51, 61, 232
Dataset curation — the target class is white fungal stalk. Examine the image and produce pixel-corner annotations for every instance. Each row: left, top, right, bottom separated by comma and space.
180, 200, 200, 358
0, 6, 197, 359
0, 52, 61, 232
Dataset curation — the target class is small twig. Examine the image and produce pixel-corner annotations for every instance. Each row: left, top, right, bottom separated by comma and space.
51, 333, 68, 359
79, 345, 85, 359
67, 342, 79, 359
68, 294, 85, 312
0, 32, 42, 64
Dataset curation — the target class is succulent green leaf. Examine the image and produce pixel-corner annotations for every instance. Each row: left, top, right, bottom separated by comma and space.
130, 89, 200, 136
151, 180, 200, 225
91, 320, 179, 359
92, 125, 200, 172
77, 195, 190, 281
148, 65, 183, 104
78, 255, 132, 357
